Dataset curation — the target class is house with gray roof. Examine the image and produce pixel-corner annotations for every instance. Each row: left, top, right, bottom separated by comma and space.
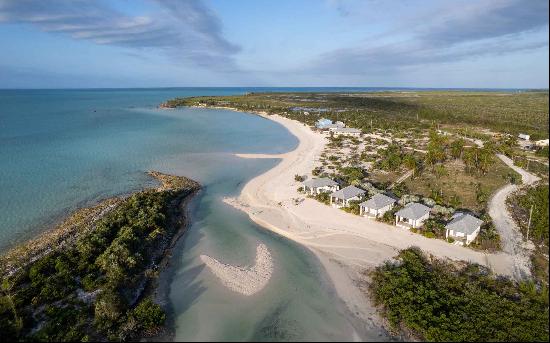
330, 185, 366, 208
445, 212, 483, 246
303, 178, 339, 195
360, 193, 397, 218
331, 127, 362, 137
395, 202, 431, 228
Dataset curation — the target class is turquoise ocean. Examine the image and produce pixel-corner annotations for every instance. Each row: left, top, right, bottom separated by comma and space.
1, 87, 476, 340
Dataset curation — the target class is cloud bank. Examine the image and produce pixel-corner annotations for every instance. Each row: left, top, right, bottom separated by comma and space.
0, 0, 240, 70
310, 0, 549, 75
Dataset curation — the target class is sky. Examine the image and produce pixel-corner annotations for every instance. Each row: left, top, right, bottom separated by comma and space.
0, 0, 548, 88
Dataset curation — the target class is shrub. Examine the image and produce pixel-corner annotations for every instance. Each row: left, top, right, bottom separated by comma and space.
132, 297, 166, 330
294, 174, 305, 182
370, 247, 549, 342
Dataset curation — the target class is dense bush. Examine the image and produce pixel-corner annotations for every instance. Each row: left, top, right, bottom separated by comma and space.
0, 182, 197, 341
370, 248, 549, 341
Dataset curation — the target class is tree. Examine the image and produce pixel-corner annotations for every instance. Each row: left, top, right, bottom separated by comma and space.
426, 130, 447, 167
403, 154, 419, 177
131, 298, 166, 331
450, 139, 465, 159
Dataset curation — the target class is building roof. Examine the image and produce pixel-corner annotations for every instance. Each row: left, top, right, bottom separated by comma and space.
303, 177, 338, 188
316, 118, 333, 128
445, 213, 483, 235
330, 185, 365, 200
395, 202, 430, 220
360, 193, 396, 210
332, 128, 361, 134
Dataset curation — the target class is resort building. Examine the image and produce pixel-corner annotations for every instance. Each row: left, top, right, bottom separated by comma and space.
331, 128, 362, 137
303, 178, 340, 195
445, 212, 483, 246
359, 193, 396, 218
330, 185, 366, 208
535, 139, 549, 147
394, 202, 431, 229
518, 133, 530, 141
315, 118, 333, 129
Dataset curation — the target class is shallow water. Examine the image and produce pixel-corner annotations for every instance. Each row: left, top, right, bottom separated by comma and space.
0, 88, 384, 341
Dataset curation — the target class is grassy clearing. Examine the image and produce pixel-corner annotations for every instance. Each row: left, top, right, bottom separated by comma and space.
404, 158, 517, 211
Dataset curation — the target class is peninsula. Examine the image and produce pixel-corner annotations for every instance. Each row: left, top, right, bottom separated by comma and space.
0, 171, 200, 341
162, 91, 549, 341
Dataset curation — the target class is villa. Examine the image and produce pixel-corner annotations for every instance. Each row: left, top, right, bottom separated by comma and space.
315, 118, 333, 129
395, 202, 431, 229
303, 178, 340, 195
535, 139, 549, 147
331, 128, 362, 137
359, 193, 396, 218
330, 185, 365, 208
518, 133, 530, 141
445, 212, 483, 246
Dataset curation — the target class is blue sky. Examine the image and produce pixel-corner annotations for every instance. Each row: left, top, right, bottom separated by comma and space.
0, 0, 548, 88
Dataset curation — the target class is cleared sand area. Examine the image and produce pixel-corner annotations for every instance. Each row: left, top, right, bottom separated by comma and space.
223, 113, 522, 331
200, 243, 273, 296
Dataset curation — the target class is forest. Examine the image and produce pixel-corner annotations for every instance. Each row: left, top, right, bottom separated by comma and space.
0, 173, 200, 341
369, 247, 549, 342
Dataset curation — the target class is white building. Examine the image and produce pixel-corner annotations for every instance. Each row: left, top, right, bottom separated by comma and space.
395, 203, 430, 229
445, 212, 483, 246
535, 139, 549, 147
332, 128, 362, 137
359, 193, 396, 218
315, 118, 333, 129
518, 133, 530, 141
303, 178, 340, 195
330, 185, 366, 208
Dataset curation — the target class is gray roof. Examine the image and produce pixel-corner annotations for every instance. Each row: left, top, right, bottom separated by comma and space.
332, 128, 361, 133
395, 202, 430, 220
324, 123, 342, 129
330, 185, 365, 200
303, 177, 338, 188
360, 193, 396, 210
445, 213, 483, 235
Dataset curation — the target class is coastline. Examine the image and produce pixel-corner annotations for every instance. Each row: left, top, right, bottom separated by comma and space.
197, 106, 522, 338
0, 171, 201, 341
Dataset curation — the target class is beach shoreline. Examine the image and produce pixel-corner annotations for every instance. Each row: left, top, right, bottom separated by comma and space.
205, 108, 521, 339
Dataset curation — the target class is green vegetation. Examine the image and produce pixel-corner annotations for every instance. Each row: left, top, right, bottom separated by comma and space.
0, 173, 200, 341
164, 91, 549, 138
370, 247, 549, 342
508, 184, 549, 246
507, 184, 549, 286
405, 158, 517, 211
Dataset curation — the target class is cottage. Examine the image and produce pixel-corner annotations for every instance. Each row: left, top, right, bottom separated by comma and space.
332, 128, 362, 137
315, 118, 333, 129
535, 139, 549, 147
445, 212, 483, 246
303, 178, 339, 195
330, 185, 365, 208
518, 133, 530, 141
395, 202, 430, 228
359, 193, 396, 218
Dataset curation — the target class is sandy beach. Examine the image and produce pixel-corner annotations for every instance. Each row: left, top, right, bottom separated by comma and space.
224, 112, 521, 336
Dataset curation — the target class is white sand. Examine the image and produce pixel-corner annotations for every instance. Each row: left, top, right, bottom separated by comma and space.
224, 113, 520, 332
200, 243, 273, 296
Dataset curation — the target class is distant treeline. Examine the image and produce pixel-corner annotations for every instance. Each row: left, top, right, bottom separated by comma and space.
163, 91, 549, 139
